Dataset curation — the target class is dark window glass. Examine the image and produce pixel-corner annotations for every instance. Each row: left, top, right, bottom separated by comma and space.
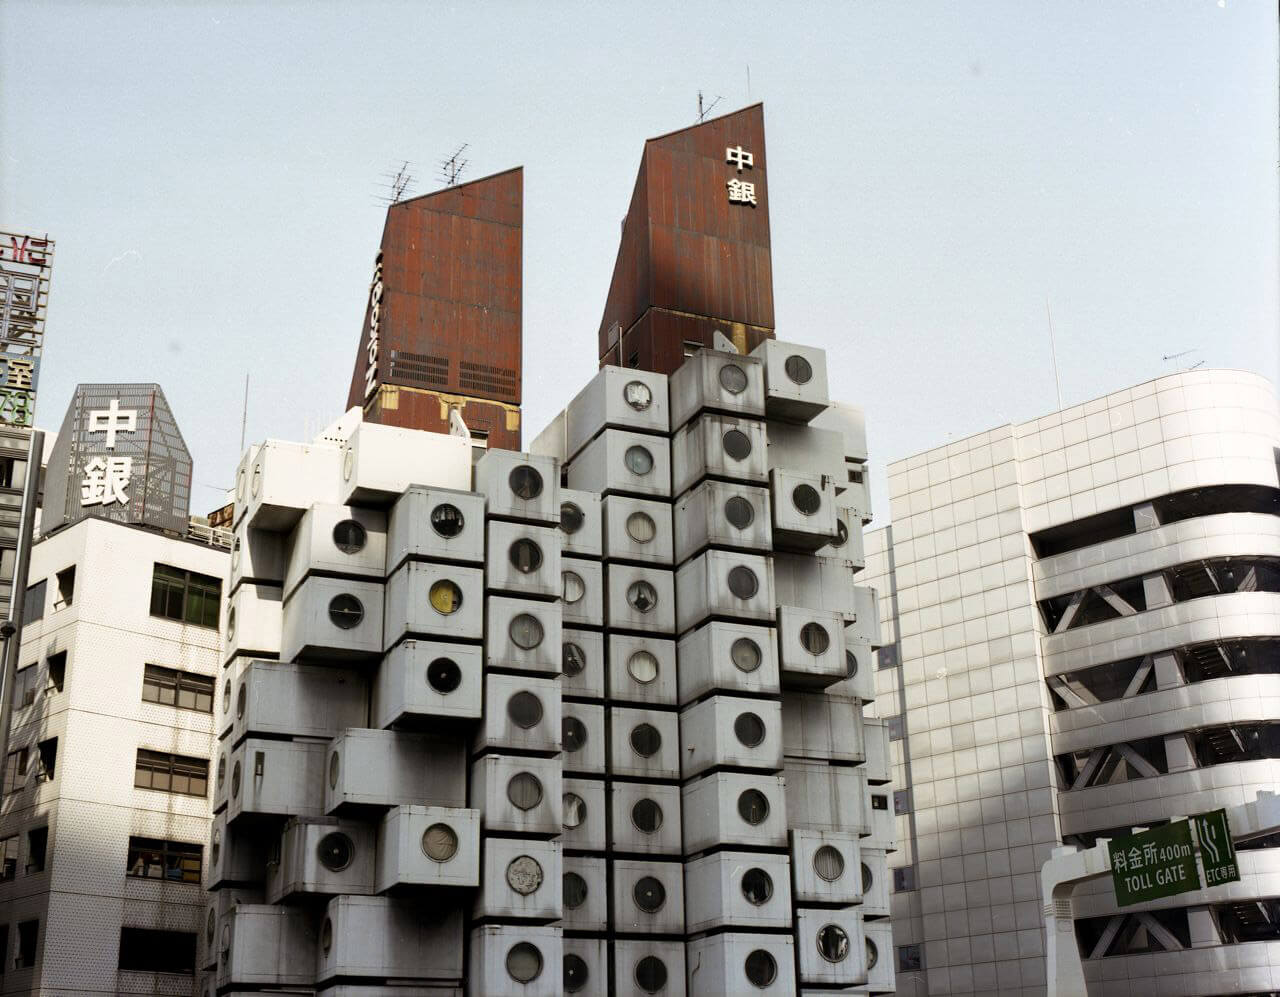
894, 865, 917, 892
633, 875, 666, 912
15, 920, 37, 969
332, 520, 367, 554
897, 943, 923, 972
426, 658, 462, 693
631, 798, 663, 833
744, 949, 777, 987
635, 955, 667, 993
893, 789, 911, 815
24, 827, 46, 874
507, 691, 544, 729
792, 483, 822, 515
563, 871, 589, 908
741, 867, 773, 905
737, 788, 770, 825
142, 665, 213, 713
562, 717, 588, 753
784, 354, 813, 384
0, 835, 16, 882
126, 836, 202, 884
871, 794, 888, 811
564, 953, 589, 992
46, 651, 66, 693
734, 712, 766, 748
799, 622, 830, 654
327, 594, 364, 629
724, 495, 754, 529
118, 926, 196, 975
509, 539, 543, 574
723, 429, 753, 460
887, 714, 905, 741
149, 565, 221, 629
3, 748, 28, 795
431, 503, 465, 537
727, 565, 759, 599
54, 566, 75, 610
11, 664, 37, 709
562, 642, 586, 677
23, 579, 45, 625
560, 502, 584, 535
508, 466, 544, 501
876, 645, 899, 670
133, 750, 208, 798
35, 739, 55, 782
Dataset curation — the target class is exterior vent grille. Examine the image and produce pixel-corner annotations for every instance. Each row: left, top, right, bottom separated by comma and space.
459, 361, 516, 396
389, 351, 449, 387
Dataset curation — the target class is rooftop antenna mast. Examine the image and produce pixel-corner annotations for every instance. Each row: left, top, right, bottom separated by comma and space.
376, 161, 418, 205
1163, 348, 1204, 370
439, 144, 469, 187
1045, 296, 1064, 411
697, 90, 723, 123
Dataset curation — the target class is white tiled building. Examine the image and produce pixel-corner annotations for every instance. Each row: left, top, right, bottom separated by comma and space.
864, 369, 1280, 996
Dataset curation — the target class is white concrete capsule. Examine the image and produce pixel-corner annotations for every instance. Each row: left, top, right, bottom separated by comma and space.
679, 695, 783, 779
265, 817, 376, 903
608, 706, 681, 780
561, 556, 605, 629
789, 829, 863, 906
566, 428, 672, 500
199, 886, 264, 971
485, 520, 562, 599
467, 924, 562, 997
227, 737, 328, 824
604, 564, 675, 635
681, 772, 788, 855
611, 857, 685, 935
608, 781, 683, 857
241, 439, 343, 531
671, 413, 768, 498
372, 639, 483, 728
529, 408, 566, 462
561, 627, 606, 700
339, 421, 471, 506
763, 421, 844, 476
281, 576, 385, 663
485, 596, 563, 675
776, 606, 847, 689
383, 561, 484, 649
849, 584, 881, 646
829, 628, 876, 700
769, 468, 838, 553
385, 485, 486, 572
563, 934, 608, 997
473, 672, 562, 756
475, 449, 561, 525
561, 701, 606, 776
232, 661, 367, 745
794, 908, 866, 988
215, 904, 317, 990
863, 917, 897, 994
557, 488, 603, 559
668, 348, 766, 431
612, 938, 687, 997
860, 847, 891, 917
474, 837, 562, 922
684, 932, 797, 996
325, 730, 467, 815
561, 855, 607, 932
683, 851, 794, 934
564, 365, 670, 460
223, 583, 282, 665
672, 479, 772, 564
230, 520, 285, 592
283, 503, 387, 600
772, 553, 858, 624
206, 810, 268, 889
674, 549, 775, 635
782, 759, 868, 836
781, 692, 865, 764
469, 754, 563, 836
561, 776, 606, 851
676, 621, 780, 705
316, 895, 464, 983
601, 494, 674, 565
816, 506, 865, 569
862, 718, 890, 785
750, 339, 830, 424
376, 805, 480, 892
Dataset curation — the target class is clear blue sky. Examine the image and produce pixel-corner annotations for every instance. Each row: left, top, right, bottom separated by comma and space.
3, 1, 1276, 521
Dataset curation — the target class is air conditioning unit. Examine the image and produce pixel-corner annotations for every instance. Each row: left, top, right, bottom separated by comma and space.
563, 935, 607, 997
240, 439, 343, 531
611, 858, 684, 935
468, 924, 562, 997
383, 561, 483, 650
485, 520, 562, 599
561, 855, 607, 932
281, 576, 384, 663
769, 469, 838, 552
776, 607, 847, 689
794, 908, 866, 988
325, 729, 467, 816
608, 781, 682, 856
681, 772, 787, 855
561, 556, 604, 629
684, 932, 796, 996
561, 776, 606, 851
672, 479, 772, 564
485, 596, 562, 675
558, 488, 603, 559
562, 627, 605, 700
316, 895, 464, 984
474, 673, 561, 755
601, 495, 674, 565
603, 564, 675, 635
386, 485, 486, 573
772, 553, 857, 623
750, 340, 830, 424
674, 550, 775, 635
474, 837, 562, 922
372, 639, 482, 729
475, 450, 560, 525
564, 366, 670, 461
684, 851, 793, 933
223, 584, 282, 665
283, 503, 387, 599
671, 413, 767, 498
608, 706, 680, 780
206, 811, 267, 889
561, 702, 606, 776
864, 917, 896, 993
226, 738, 327, 824
230, 521, 285, 592
781, 692, 865, 764
232, 661, 367, 745
863, 718, 890, 785
679, 695, 783, 779
565, 428, 672, 500
339, 421, 471, 507
199, 887, 263, 971
612, 939, 686, 997
266, 816, 376, 903
376, 805, 480, 892
469, 754, 562, 836
860, 847, 891, 917
215, 903, 317, 990
790, 829, 863, 905
668, 348, 766, 431
818, 506, 865, 569
676, 621, 779, 705
782, 759, 868, 836
606, 633, 678, 706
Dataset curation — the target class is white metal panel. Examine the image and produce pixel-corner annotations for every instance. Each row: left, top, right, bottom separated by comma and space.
683, 850, 793, 933
781, 692, 865, 764
676, 621, 780, 705
769, 469, 839, 552
612, 938, 687, 997
231, 521, 285, 592
608, 706, 680, 780
565, 428, 672, 500
485, 596, 563, 675
473, 672, 562, 755
608, 781, 683, 856
385, 486, 486, 572
601, 494, 674, 565
243, 440, 344, 531
317, 895, 464, 982
763, 421, 844, 475
227, 737, 328, 823
233, 660, 367, 744
776, 606, 847, 689
485, 520, 562, 599
376, 805, 480, 892
283, 503, 387, 600
372, 639, 483, 728
529, 408, 567, 462
223, 583, 282, 664
383, 561, 484, 649
474, 450, 561, 525
561, 556, 605, 629
473, 837, 562, 921
565, 366, 670, 460
684, 932, 796, 996
668, 348, 766, 431
816, 506, 865, 569
860, 847, 891, 917
810, 401, 868, 463
325, 729, 467, 814
339, 421, 471, 506
561, 855, 607, 932
674, 549, 775, 635
606, 633, 678, 706
864, 917, 897, 993
558, 488, 603, 559
750, 339, 830, 424
469, 754, 563, 836
265, 816, 376, 903
862, 718, 890, 785
679, 695, 783, 779
281, 575, 385, 663
790, 829, 863, 905
206, 810, 267, 889
603, 563, 675, 634
772, 553, 857, 623
680, 772, 788, 855
610, 857, 685, 934
794, 908, 866, 988
672, 479, 772, 564
782, 759, 868, 835
670, 413, 768, 498
216, 903, 317, 989
467, 924, 562, 997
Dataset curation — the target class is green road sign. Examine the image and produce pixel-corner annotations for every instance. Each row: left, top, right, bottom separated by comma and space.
1192, 808, 1241, 888
1108, 821, 1200, 907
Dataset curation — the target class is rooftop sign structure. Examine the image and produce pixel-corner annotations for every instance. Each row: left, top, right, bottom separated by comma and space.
0, 231, 54, 429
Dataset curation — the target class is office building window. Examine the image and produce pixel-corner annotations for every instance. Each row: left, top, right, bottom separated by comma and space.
53, 566, 75, 610
0, 835, 16, 881
23, 580, 45, 625
0, 457, 14, 489
876, 645, 899, 670
3, 748, 28, 794
897, 943, 923, 971
133, 750, 208, 798
126, 837, 202, 884
10, 664, 37, 709
35, 739, 56, 782
887, 714, 905, 741
25, 827, 46, 874
871, 794, 888, 811
118, 927, 196, 975
141, 665, 214, 713
46, 652, 66, 694
893, 789, 911, 816
893, 865, 917, 892
15, 920, 37, 969
149, 565, 221, 629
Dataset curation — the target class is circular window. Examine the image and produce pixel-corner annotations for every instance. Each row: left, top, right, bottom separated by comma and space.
632, 798, 663, 833
562, 716, 588, 752
342, 450, 354, 482
742, 867, 773, 905
745, 949, 777, 988
816, 924, 849, 963
422, 823, 458, 862
510, 613, 545, 650
332, 519, 367, 554
861, 861, 873, 893
800, 622, 830, 655
719, 363, 749, 394
222, 680, 232, 715
428, 579, 463, 615
426, 657, 462, 694
564, 953, 590, 992
506, 942, 543, 983
509, 539, 543, 574
564, 871, 588, 909
734, 712, 766, 748
866, 938, 879, 971
206, 907, 216, 944
217, 754, 226, 789
633, 875, 666, 913
832, 519, 849, 548
846, 650, 858, 677
211, 827, 221, 869
250, 465, 262, 498
507, 691, 544, 729
562, 571, 585, 604
635, 956, 668, 994
725, 639, 762, 676
562, 642, 586, 677
231, 536, 242, 571
624, 380, 653, 411
226, 607, 237, 641
328, 594, 364, 630
507, 772, 543, 811
430, 503, 465, 537
630, 722, 662, 757
784, 354, 813, 385
627, 650, 660, 684
316, 832, 354, 872
723, 429, 753, 461
508, 466, 543, 501
738, 788, 770, 825
231, 760, 242, 798
626, 510, 657, 544
236, 684, 247, 719
727, 565, 759, 599
506, 854, 544, 895
235, 468, 246, 503
792, 483, 822, 516
560, 502, 584, 535
320, 917, 333, 957
626, 580, 658, 613
814, 845, 845, 882
563, 792, 588, 829
327, 752, 339, 790
624, 445, 654, 476
724, 495, 754, 529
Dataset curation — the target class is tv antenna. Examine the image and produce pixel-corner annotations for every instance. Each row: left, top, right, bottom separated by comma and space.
376, 161, 417, 205
1162, 348, 1204, 370
439, 145, 469, 187
697, 91, 723, 123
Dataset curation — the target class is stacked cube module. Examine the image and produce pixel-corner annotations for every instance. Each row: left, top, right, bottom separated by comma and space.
202, 338, 894, 997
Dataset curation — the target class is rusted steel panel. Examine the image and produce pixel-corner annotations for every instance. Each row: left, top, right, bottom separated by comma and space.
366, 385, 521, 451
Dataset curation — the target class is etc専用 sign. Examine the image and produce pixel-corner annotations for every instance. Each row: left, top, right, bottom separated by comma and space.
1192, 808, 1241, 889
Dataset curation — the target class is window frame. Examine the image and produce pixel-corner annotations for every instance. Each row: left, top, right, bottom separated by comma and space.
117, 925, 197, 976
3, 747, 28, 795
149, 564, 221, 629
133, 749, 209, 798
141, 665, 213, 714
126, 836, 203, 884
0, 834, 17, 882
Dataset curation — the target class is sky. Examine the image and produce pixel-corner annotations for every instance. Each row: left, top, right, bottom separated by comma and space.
2, 1, 1276, 523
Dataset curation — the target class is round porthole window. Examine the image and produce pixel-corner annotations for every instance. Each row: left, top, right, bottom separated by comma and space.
564, 871, 589, 909
814, 845, 845, 882
846, 650, 858, 677
719, 363, 749, 394
626, 580, 658, 613
217, 754, 226, 789
562, 642, 586, 677
230, 537, 241, 572
426, 657, 462, 694
727, 565, 759, 599
745, 949, 777, 988
206, 907, 216, 945
737, 788, 769, 825
861, 861, 873, 893
563, 716, 588, 752
236, 684, 247, 719
731, 637, 763, 672
560, 501, 584, 535
328, 594, 364, 629
507, 691, 544, 729
800, 622, 830, 655
422, 823, 458, 862
784, 354, 813, 385
630, 722, 662, 757
734, 711, 766, 748
564, 953, 590, 992
428, 579, 463, 615
222, 680, 232, 715
332, 519, 367, 554
562, 571, 585, 604
226, 606, 237, 641
510, 613, 545, 650
816, 924, 849, 963
792, 483, 822, 516
506, 942, 543, 984
623, 380, 653, 411
506, 855, 544, 896
327, 752, 339, 790
210, 827, 222, 868
342, 450, 354, 481
626, 510, 657, 544
723, 429, 753, 461
627, 650, 659, 684
508, 466, 543, 501
632, 798, 663, 833
742, 867, 773, 905
633, 875, 666, 913
563, 791, 588, 829
320, 917, 333, 957
624, 445, 654, 476
509, 538, 543, 574
235, 468, 247, 503
866, 938, 879, 970
832, 519, 849, 548
635, 956, 668, 994
724, 495, 754, 529
316, 832, 353, 872
231, 760, 242, 798
430, 503, 465, 537
507, 772, 543, 811
250, 465, 262, 498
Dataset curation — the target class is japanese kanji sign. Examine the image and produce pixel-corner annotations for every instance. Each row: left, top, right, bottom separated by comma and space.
1108, 821, 1200, 907
1193, 809, 1240, 888
725, 145, 758, 207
